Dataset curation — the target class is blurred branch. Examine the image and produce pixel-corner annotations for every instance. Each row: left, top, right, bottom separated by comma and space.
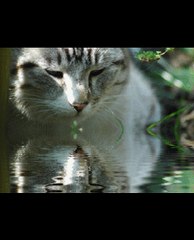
0, 48, 10, 131
0, 48, 11, 193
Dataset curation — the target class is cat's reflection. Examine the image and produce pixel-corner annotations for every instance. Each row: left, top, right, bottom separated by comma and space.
9, 123, 161, 193
45, 146, 106, 193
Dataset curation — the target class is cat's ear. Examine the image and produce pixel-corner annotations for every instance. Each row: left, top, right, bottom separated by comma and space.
11, 48, 24, 67
11, 48, 23, 58
120, 48, 130, 67
121, 48, 130, 58
10, 48, 26, 83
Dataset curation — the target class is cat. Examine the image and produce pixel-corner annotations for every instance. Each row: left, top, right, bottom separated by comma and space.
9, 48, 161, 130
7, 48, 162, 193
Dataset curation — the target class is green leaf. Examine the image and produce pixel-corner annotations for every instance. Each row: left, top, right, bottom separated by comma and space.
136, 48, 175, 63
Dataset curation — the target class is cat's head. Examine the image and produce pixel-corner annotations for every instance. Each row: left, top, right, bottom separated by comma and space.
10, 48, 130, 122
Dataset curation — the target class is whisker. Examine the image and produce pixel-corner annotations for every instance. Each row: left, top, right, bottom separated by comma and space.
93, 103, 121, 127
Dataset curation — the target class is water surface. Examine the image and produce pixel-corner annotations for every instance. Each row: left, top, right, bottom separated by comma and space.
3, 108, 193, 193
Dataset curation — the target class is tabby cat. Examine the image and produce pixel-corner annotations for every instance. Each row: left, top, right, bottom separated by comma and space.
8, 48, 161, 193
9, 48, 161, 129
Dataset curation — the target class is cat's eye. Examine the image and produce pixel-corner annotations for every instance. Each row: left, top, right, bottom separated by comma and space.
89, 68, 105, 79
113, 60, 124, 65
45, 69, 63, 79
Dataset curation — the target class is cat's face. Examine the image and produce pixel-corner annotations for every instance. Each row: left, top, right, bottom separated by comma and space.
10, 48, 130, 122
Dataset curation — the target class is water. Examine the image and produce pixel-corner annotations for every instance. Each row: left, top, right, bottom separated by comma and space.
3, 113, 193, 193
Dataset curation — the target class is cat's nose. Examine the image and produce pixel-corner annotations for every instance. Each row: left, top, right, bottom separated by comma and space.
72, 102, 88, 112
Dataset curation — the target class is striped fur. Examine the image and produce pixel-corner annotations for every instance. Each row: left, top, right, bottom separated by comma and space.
8, 48, 161, 193
9, 48, 160, 127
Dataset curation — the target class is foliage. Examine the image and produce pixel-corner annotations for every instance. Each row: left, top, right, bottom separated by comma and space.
136, 48, 194, 93
139, 48, 194, 193
136, 48, 174, 62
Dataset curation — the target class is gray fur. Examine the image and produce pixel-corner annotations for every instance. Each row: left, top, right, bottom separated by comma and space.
9, 48, 160, 127
8, 48, 162, 192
